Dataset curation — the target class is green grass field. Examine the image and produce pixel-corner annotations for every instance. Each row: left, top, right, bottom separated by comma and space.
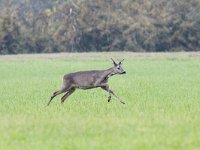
0, 52, 200, 150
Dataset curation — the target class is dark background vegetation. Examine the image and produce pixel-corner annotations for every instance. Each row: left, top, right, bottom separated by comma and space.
0, 0, 200, 54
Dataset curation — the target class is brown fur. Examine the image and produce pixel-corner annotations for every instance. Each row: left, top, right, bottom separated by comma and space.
47, 59, 126, 105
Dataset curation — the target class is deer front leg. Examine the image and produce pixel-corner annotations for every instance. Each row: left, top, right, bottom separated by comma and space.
101, 84, 125, 104
101, 86, 112, 102
109, 89, 125, 104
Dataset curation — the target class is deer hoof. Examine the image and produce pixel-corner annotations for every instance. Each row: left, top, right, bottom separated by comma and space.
108, 96, 111, 102
120, 101, 125, 104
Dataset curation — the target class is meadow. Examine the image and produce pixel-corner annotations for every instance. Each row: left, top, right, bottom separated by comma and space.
0, 52, 200, 150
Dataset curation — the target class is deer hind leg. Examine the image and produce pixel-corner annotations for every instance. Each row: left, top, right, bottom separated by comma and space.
101, 85, 125, 104
61, 88, 75, 104
47, 86, 68, 106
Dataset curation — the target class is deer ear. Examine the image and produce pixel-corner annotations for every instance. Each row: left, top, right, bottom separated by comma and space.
111, 58, 117, 66
119, 59, 124, 65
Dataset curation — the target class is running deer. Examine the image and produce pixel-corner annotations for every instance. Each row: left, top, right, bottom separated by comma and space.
47, 58, 126, 106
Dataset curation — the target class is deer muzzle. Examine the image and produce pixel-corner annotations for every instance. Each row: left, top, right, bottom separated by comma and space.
121, 71, 126, 74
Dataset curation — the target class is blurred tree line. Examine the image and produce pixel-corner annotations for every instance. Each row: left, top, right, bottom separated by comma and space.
0, 0, 200, 54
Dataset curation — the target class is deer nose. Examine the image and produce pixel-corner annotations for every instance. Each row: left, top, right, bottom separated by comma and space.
122, 71, 126, 74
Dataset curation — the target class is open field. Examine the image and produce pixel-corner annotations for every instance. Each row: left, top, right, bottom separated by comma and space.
0, 52, 200, 150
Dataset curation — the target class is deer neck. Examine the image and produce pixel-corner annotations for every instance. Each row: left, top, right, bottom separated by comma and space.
103, 67, 115, 79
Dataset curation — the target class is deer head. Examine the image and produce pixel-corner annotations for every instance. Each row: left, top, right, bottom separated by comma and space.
111, 58, 126, 75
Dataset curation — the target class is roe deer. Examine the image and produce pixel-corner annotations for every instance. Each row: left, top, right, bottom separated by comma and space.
47, 58, 126, 106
